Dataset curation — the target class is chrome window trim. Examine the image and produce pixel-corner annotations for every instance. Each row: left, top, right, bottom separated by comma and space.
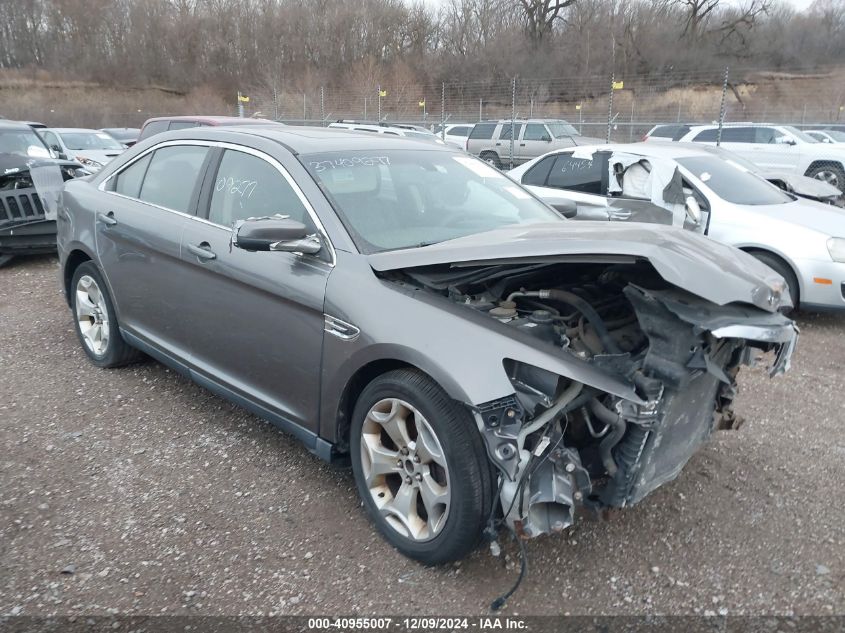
98, 139, 336, 266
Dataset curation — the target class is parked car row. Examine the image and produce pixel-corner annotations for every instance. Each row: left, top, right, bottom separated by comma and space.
57, 123, 798, 568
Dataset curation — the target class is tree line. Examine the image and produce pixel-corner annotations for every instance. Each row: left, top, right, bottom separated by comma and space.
1, 0, 842, 97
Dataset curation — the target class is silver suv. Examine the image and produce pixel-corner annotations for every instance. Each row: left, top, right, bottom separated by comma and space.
466, 119, 603, 168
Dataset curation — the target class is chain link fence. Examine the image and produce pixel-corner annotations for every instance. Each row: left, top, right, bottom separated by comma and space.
237, 66, 845, 147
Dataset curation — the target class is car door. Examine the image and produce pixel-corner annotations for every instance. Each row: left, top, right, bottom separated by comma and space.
520, 123, 554, 163
177, 145, 332, 431
96, 142, 211, 355
521, 152, 612, 220
748, 127, 801, 171
497, 122, 523, 167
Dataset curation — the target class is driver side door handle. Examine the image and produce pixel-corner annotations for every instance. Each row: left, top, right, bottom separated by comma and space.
187, 242, 217, 261
96, 211, 117, 226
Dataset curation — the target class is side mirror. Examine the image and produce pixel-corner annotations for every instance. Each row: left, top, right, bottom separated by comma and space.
549, 198, 578, 219
50, 144, 61, 152
774, 136, 796, 146
233, 217, 321, 254
685, 196, 702, 225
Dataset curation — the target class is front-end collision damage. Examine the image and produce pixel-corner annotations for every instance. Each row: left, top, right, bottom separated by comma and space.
467, 282, 797, 540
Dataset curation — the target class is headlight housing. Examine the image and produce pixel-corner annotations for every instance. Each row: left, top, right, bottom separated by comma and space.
827, 237, 845, 263
77, 156, 104, 171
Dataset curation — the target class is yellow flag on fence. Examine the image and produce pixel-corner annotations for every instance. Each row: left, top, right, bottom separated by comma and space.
238, 93, 250, 103
612, 81, 624, 90
575, 104, 582, 110
418, 100, 425, 107
379, 89, 387, 97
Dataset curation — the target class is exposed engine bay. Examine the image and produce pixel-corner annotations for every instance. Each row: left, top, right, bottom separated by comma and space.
399, 258, 797, 539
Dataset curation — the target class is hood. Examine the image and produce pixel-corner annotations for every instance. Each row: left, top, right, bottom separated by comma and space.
368, 222, 788, 312
750, 198, 845, 235
761, 170, 841, 199
0, 152, 82, 174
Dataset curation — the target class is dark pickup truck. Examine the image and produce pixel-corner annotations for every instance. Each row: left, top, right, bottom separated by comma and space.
0, 121, 89, 266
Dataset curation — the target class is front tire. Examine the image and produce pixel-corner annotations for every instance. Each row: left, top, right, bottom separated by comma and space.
749, 251, 799, 315
70, 262, 141, 367
350, 369, 494, 565
806, 163, 845, 192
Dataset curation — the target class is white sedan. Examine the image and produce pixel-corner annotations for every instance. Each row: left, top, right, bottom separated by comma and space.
509, 142, 845, 312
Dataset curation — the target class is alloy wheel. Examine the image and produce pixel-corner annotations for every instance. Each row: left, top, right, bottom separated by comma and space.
75, 274, 110, 356
359, 397, 451, 542
813, 169, 840, 188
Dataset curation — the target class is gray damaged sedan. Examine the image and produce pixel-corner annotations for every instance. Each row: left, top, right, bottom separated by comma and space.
57, 126, 798, 565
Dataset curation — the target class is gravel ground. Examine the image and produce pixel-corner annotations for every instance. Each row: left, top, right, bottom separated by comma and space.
1, 255, 844, 618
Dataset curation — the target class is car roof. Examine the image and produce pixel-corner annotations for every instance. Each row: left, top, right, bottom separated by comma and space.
540, 141, 717, 160
160, 125, 454, 154
143, 115, 276, 126
45, 127, 108, 133
0, 121, 34, 131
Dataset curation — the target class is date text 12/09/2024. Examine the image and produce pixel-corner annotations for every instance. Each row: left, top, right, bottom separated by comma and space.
307, 617, 528, 630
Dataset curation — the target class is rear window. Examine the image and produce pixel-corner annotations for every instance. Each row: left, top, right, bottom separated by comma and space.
169, 121, 205, 131
649, 125, 690, 140
138, 120, 168, 140
469, 123, 496, 140
448, 126, 471, 137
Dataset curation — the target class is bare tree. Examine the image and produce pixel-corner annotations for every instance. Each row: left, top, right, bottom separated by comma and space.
515, 0, 577, 44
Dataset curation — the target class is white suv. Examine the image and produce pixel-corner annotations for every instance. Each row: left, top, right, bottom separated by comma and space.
677, 123, 845, 191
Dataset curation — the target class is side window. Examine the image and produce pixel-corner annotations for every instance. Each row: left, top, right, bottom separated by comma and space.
139, 120, 168, 140
498, 123, 523, 140
114, 153, 153, 198
755, 127, 778, 144
138, 145, 208, 213
547, 154, 603, 194
208, 150, 310, 228
721, 127, 756, 143
522, 155, 556, 186
692, 129, 719, 142
524, 124, 551, 141
43, 131, 61, 149
469, 123, 496, 140
450, 126, 470, 137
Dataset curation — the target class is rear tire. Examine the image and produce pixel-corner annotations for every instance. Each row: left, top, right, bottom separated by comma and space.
70, 262, 142, 367
480, 151, 502, 170
749, 251, 799, 315
350, 369, 495, 565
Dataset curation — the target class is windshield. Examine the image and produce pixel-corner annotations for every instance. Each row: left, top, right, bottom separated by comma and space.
678, 156, 793, 206
59, 131, 124, 151
0, 129, 51, 158
302, 150, 560, 253
782, 126, 819, 144
819, 130, 845, 142
547, 122, 579, 138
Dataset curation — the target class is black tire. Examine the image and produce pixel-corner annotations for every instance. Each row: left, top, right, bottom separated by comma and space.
749, 251, 799, 315
479, 151, 502, 170
350, 369, 495, 565
70, 261, 142, 367
805, 163, 845, 192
